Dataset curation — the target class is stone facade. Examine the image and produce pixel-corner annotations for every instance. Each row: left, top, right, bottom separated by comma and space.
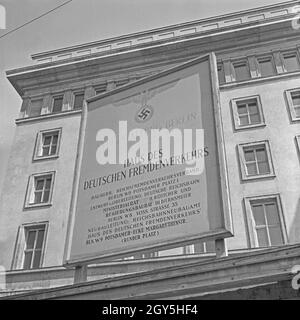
1, 0, 300, 296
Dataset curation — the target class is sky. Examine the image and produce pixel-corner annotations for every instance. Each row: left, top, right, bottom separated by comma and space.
0, 0, 287, 191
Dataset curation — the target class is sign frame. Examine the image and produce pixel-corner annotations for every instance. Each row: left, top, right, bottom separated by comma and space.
63, 53, 233, 267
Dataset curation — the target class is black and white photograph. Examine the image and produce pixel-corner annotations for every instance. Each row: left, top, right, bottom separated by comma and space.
0, 0, 300, 305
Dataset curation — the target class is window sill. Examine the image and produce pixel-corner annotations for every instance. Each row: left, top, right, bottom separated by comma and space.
24, 203, 52, 210
16, 109, 82, 125
220, 70, 300, 89
33, 155, 59, 162
241, 173, 276, 182
290, 117, 300, 123
249, 242, 288, 249
234, 123, 266, 131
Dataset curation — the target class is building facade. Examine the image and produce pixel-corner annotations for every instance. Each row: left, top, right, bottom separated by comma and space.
0, 0, 300, 296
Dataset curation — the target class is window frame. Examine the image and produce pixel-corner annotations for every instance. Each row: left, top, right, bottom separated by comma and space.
237, 140, 275, 181
24, 171, 55, 209
33, 128, 62, 161
115, 79, 130, 87
281, 50, 300, 73
231, 58, 251, 82
27, 98, 43, 118
94, 84, 107, 95
141, 252, 159, 258
23, 225, 46, 269
73, 91, 85, 110
285, 88, 300, 122
193, 240, 216, 254
11, 222, 48, 270
244, 194, 287, 248
256, 55, 276, 78
231, 95, 265, 130
51, 95, 64, 113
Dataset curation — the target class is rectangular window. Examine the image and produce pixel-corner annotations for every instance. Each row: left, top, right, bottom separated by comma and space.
52, 96, 63, 113
95, 89, 105, 95
116, 79, 130, 87
141, 252, 159, 258
34, 129, 61, 160
33, 175, 52, 204
238, 141, 275, 180
12, 222, 48, 270
282, 52, 300, 72
257, 56, 275, 77
231, 96, 265, 130
25, 172, 55, 208
94, 84, 107, 95
244, 145, 269, 176
291, 91, 300, 118
23, 225, 46, 269
285, 89, 300, 121
42, 132, 58, 156
232, 60, 250, 81
29, 99, 43, 117
237, 99, 261, 126
194, 240, 215, 253
73, 92, 85, 109
245, 196, 286, 248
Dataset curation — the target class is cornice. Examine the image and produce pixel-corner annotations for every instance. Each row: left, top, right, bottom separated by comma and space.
30, 0, 299, 65
15, 109, 82, 125
5, 1, 300, 97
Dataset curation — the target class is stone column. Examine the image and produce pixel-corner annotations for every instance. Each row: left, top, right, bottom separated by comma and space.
84, 86, 95, 99
248, 55, 259, 78
273, 51, 285, 74
62, 90, 73, 111
19, 97, 30, 118
107, 81, 116, 91
223, 60, 233, 83
41, 94, 52, 115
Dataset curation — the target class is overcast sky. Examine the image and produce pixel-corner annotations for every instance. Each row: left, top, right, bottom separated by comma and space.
0, 0, 286, 192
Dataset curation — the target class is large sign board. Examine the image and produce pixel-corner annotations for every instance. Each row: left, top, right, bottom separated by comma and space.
64, 53, 233, 266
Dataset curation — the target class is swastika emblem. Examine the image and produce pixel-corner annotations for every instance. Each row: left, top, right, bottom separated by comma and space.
135, 105, 153, 123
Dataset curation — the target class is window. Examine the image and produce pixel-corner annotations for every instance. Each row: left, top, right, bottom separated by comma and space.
33, 176, 52, 204
94, 84, 106, 95
95, 88, 105, 95
73, 92, 85, 109
23, 225, 46, 269
34, 129, 61, 160
231, 96, 265, 130
194, 240, 215, 253
232, 60, 250, 81
116, 79, 130, 87
244, 146, 269, 175
238, 141, 275, 180
12, 222, 48, 270
52, 96, 63, 113
285, 89, 300, 121
291, 92, 300, 118
141, 252, 159, 258
257, 56, 275, 77
282, 52, 300, 72
237, 99, 261, 126
41, 132, 59, 157
217, 63, 225, 84
244, 195, 286, 248
25, 172, 55, 208
28, 99, 43, 117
